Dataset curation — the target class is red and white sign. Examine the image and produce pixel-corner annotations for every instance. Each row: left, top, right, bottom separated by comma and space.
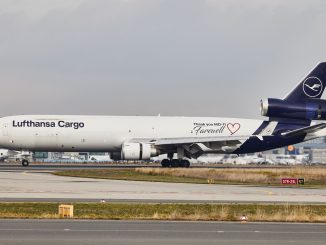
281, 178, 298, 185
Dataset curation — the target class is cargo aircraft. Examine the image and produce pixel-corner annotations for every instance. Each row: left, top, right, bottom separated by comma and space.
1, 63, 326, 167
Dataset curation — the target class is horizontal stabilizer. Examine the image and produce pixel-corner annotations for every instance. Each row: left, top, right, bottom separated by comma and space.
281, 123, 326, 137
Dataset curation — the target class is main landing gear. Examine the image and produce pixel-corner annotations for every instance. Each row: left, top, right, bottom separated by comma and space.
161, 159, 190, 168
21, 159, 29, 167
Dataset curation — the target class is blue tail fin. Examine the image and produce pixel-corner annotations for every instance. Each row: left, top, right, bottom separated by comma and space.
285, 62, 326, 102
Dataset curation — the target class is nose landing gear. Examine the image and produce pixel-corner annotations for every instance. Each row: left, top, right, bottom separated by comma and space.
21, 159, 29, 167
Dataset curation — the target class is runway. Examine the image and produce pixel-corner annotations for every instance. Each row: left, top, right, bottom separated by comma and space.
0, 163, 155, 171
0, 219, 325, 245
1, 170, 326, 203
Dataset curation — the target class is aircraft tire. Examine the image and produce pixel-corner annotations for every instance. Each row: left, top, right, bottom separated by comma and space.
161, 159, 170, 168
171, 159, 179, 168
22, 159, 29, 167
178, 160, 185, 168
183, 160, 190, 168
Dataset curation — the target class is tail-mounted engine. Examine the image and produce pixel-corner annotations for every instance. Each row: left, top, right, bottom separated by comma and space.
260, 98, 326, 120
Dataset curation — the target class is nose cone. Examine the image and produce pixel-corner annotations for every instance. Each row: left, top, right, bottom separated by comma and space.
0, 119, 9, 147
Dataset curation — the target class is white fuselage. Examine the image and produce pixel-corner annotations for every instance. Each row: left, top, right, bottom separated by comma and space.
0, 115, 262, 152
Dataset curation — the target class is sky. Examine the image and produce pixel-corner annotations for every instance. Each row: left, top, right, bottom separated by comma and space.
0, 0, 326, 119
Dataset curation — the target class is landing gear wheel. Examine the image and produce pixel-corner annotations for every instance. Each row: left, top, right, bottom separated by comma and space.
22, 159, 29, 167
171, 159, 180, 168
178, 160, 185, 168
182, 160, 190, 168
161, 159, 171, 168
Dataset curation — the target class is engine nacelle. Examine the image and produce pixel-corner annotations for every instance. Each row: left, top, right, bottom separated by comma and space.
121, 143, 159, 160
260, 98, 326, 120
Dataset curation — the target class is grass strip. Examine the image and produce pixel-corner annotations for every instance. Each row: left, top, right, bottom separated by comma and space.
53, 167, 326, 187
53, 169, 208, 184
1, 203, 326, 222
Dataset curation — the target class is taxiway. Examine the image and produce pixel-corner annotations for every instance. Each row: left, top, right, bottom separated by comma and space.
0, 170, 325, 204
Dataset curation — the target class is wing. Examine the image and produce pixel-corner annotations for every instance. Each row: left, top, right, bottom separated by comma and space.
130, 136, 254, 159
153, 136, 250, 145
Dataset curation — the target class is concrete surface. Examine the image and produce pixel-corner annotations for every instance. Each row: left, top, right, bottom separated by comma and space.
0, 170, 326, 203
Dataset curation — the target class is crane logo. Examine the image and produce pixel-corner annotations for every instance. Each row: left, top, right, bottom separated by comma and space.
303, 77, 323, 98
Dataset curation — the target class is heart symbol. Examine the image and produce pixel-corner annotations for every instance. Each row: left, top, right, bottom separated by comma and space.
227, 123, 241, 135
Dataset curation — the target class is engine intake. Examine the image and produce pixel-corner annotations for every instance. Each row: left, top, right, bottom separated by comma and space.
121, 143, 159, 160
260, 98, 326, 120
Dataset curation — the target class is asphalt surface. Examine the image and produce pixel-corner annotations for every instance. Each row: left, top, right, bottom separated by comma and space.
0, 164, 155, 171
1, 170, 326, 203
0, 219, 325, 245
0, 163, 298, 171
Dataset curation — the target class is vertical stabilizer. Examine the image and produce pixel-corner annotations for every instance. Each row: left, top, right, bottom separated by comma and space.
285, 62, 326, 102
